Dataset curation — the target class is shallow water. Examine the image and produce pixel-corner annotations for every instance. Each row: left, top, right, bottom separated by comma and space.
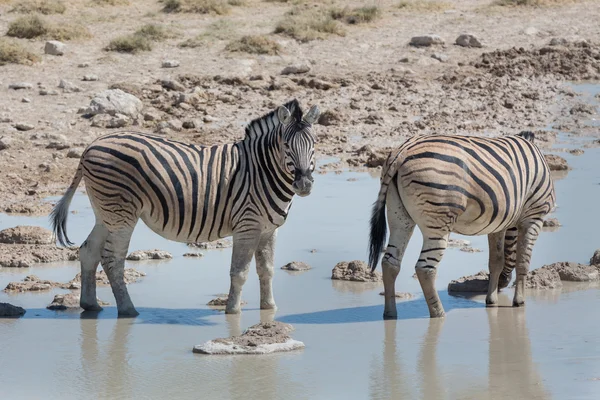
2, 137, 600, 399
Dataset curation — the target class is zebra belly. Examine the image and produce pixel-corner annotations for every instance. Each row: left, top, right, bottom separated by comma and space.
140, 212, 233, 244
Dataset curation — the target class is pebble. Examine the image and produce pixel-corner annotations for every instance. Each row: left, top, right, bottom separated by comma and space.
44, 41, 66, 56
21, 98, 31, 103
162, 60, 181, 68
161, 79, 186, 92
455, 34, 483, 48
78, 62, 90, 68
431, 53, 449, 62
280, 64, 311, 75
9, 82, 33, 90
15, 123, 35, 131
39, 89, 59, 96
409, 34, 445, 47
203, 115, 219, 123
82, 75, 99, 82
58, 79, 81, 93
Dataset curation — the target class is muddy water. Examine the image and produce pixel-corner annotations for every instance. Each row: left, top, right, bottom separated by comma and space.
2, 139, 600, 399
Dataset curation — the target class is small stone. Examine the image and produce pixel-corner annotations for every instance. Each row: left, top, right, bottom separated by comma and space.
524, 27, 539, 36
203, 115, 219, 123
0, 303, 26, 317
455, 34, 483, 48
107, 115, 130, 129
431, 53, 449, 62
58, 79, 81, 93
47, 292, 109, 310
82, 75, 99, 82
126, 249, 173, 261
188, 238, 232, 250
39, 89, 59, 96
318, 109, 342, 126
281, 64, 311, 75
448, 270, 489, 293
409, 34, 445, 47
46, 141, 70, 150
67, 148, 84, 158
183, 252, 204, 257
44, 41, 66, 56
162, 60, 181, 68
331, 260, 381, 282
182, 119, 202, 129
590, 250, 600, 266
22, 98, 31, 103
281, 261, 312, 271
0, 137, 13, 151
568, 149, 584, 156
161, 79, 186, 92
78, 62, 90, 68
549, 37, 569, 46
15, 123, 35, 131
9, 82, 33, 90
167, 119, 183, 131
544, 154, 569, 171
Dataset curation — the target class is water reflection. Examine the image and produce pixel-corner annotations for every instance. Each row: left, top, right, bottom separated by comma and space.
331, 279, 381, 295
417, 319, 445, 400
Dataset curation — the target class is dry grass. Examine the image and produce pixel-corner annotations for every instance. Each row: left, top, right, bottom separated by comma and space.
0, 38, 40, 66
106, 24, 174, 53
275, 6, 346, 42
179, 19, 234, 47
89, 0, 130, 5
161, 0, 235, 14
494, 0, 576, 5
397, 0, 451, 11
10, 0, 67, 14
225, 35, 281, 54
6, 15, 90, 40
330, 5, 380, 24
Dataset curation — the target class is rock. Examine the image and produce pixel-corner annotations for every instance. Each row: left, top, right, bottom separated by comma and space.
431, 53, 449, 62
144, 110, 162, 121
47, 140, 70, 150
161, 79, 186, 92
44, 41, 66, 56
67, 148, 84, 159
188, 238, 232, 250
193, 321, 304, 355
590, 250, 600, 266
455, 34, 483, 48
448, 270, 489, 292
331, 260, 381, 282
568, 149, 584, 156
39, 89, 59, 96
9, 82, 33, 90
15, 123, 35, 131
570, 103, 596, 115
524, 27, 539, 36
281, 64, 311, 75
410, 35, 445, 47
203, 115, 219, 123
518, 265, 562, 289
379, 291, 413, 299
544, 154, 569, 171
162, 60, 180, 68
68, 268, 145, 287
0, 136, 13, 151
543, 218, 560, 228
84, 89, 143, 118
82, 75, 99, 82
47, 292, 109, 311
0, 245, 78, 268
78, 62, 90, 68
182, 119, 202, 129
207, 295, 247, 307
22, 98, 31, 103
348, 145, 391, 168
460, 246, 483, 253
106, 114, 130, 129
167, 119, 183, 131
0, 226, 53, 245
549, 262, 599, 282
281, 261, 312, 271
318, 109, 342, 126
0, 303, 26, 317
4, 275, 60, 292
296, 78, 338, 90
58, 79, 81, 93
126, 249, 173, 261
183, 252, 204, 257
549, 37, 569, 46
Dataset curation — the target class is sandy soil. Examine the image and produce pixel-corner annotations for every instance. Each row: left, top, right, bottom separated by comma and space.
1, 0, 599, 214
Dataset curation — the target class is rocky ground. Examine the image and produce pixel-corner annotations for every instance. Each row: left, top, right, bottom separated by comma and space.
0, 0, 599, 214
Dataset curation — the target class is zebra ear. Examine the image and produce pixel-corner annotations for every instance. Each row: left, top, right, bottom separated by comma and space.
277, 106, 293, 125
302, 105, 320, 125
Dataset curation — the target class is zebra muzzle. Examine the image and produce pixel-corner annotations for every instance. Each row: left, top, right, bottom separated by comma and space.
292, 171, 313, 197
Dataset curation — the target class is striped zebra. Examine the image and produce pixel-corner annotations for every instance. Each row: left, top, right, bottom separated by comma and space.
51, 99, 320, 317
368, 131, 555, 319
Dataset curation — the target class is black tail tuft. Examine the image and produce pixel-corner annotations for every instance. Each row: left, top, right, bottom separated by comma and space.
368, 198, 388, 272
517, 130, 535, 143
50, 194, 74, 247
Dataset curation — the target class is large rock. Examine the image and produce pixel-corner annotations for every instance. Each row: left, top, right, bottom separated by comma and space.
0, 244, 78, 268
126, 249, 173, 261
331, 260, 381, 282
410, 35, 445, 47
590, 250, 600, 266
544, 154, 569, 171
0, 226, 53, 245
455, 34, 483, 48
281, 261, 311, 271
0, 303, 26, 317
519, 265, 562, 289
4, 275, 60, 293
549, 262, 599, 282
84, 89, 143, 118
193, 321, 304, 355
448, 270, 489, 292
44, 41, 66, 56
47, 292, 109, 311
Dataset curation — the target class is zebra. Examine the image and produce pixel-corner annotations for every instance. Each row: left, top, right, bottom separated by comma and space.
368, 131, 555, 319
51, 99, 320, 317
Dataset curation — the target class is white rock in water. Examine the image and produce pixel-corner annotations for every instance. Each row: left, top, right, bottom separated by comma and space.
409, 35, 445, 47
84, 89, 143, 118
455, 34, 483, 48
162, 60, 180, 68
45, 41, 66, 56
193, 339, 305, 355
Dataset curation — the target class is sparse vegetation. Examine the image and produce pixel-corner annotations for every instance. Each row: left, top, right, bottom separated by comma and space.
0, 38, 40, 66
397, 0, 451, 11
275, 7, 345, 42
6, 15, 89, 40
106, 24, 174, 53
10, 0, 67, 15
330, 6, 380, 24
161, 0, 233, 14
225, 35, 281, 55
89, 0, 130, 5
227, 0, 245, 5
50, 23, 91, 41
494, 0, 576, 5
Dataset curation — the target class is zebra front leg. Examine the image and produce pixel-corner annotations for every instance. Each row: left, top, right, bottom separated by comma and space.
382, 182, 415, 319
486, 231, 506, 306
513, 221, 543, 307
226, 232, 261, 314
499, 227, 518, 289
79, 224, 108, 311
101, 228, 138, 317
415, 234, 449, 318
255, 230, 277, 310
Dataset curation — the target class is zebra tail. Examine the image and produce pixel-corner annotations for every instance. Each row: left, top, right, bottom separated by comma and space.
517, 130, 535, 143
50, 162, 83, 247
368, 174, 394, 272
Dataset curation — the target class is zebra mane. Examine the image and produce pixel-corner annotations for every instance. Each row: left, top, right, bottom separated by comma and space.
244, 99, 304, 138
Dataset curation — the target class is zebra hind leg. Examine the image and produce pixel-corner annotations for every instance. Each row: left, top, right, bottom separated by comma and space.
255, 230, 277, 310
415, 234, 450, 318
486, 231, 506, 306
382, 182, 415, 319
101, 228, 138, 317
79, 223, 109, 311
513, 220, 543, 307
226, 232, 261, 314
498, 227, 518, 289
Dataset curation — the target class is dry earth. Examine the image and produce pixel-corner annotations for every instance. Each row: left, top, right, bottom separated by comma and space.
1, 0, 599, 214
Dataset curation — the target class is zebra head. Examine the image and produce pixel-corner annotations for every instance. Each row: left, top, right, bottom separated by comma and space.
277, 103, 320, 197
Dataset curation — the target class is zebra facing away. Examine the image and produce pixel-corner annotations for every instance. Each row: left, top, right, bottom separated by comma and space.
51, 99, 320, 317
369, 131, 555, 319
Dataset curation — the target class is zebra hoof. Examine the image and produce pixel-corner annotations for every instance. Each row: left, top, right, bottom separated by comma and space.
225, 307, 242, 315
81, 303, 103, 312
383, 312, 397, 320
117, 308, 140, 318
512, 300, 525, 307
260, 302, 277, 310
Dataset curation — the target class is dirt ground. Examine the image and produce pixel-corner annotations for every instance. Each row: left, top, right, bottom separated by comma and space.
0, 0, 599, 215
